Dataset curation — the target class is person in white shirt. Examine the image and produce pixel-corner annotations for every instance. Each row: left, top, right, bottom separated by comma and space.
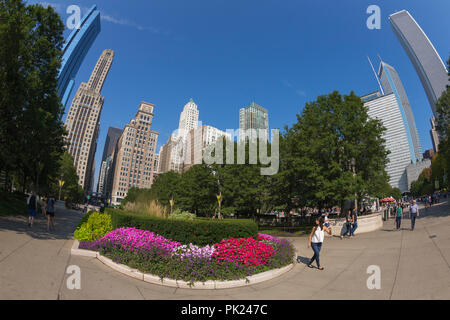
410, 200, 420, 231
307, 217, 332, 270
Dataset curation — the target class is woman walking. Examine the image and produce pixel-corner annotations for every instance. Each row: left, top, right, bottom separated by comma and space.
307, 217, 332, 270
46, 196, 56, 232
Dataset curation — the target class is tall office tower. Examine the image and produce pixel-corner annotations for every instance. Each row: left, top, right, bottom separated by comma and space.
58, 5, 101, 108
239, 102, 269, 141
97, 127, 122, 192
177, 98, 199, 136
159, 99, 201, 174
183, 125, 232, 171
110, 102, 159, 205
64, 49, 115, 191
430, 117, 440, 152
378, 61, 422, 162
362, 92, 412, 192
389, 10, 448, 117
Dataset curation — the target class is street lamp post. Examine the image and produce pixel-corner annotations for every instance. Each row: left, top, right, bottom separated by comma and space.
58, 173, 65, 201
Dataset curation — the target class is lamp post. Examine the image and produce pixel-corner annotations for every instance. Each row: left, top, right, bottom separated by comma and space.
58, 173, 65, 201
217, 192, 223, 219
169, 197, 174, 215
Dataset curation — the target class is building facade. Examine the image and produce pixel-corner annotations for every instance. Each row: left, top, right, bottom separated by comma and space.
430, 116, 440, 152
378, 61, 422, 162
64, 49, 114, 191
183, 125, 232, 171
362, 92, 413, 192
239, 102, 269, 141
110, 102, 159, 205
58, 5, 101, 108
97, 127, 122, 193
389, 10, 448, 117
406, 159, 432, 191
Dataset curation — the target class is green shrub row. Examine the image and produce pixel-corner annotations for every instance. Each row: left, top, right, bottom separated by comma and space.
74, 212, 113, 242
107, 208, 258, 246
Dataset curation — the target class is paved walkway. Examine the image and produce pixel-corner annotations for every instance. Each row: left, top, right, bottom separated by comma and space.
0, 201, 449, 299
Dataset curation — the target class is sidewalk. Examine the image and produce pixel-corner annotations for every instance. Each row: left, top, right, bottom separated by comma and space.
0, 200, 449, 299
0, 205, 83, 299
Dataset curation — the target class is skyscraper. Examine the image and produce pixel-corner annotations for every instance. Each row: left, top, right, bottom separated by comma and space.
110, 102, 159, 205
177, 98, 199, 137
362, 92, 412, 192
389, 10, 448, 117
64, 49, 115, 191
239, 102, 269, 141
159, 99, 200, 174
378, 61, 422, 162
58, 5, 101, 108
97, 127, 122, 193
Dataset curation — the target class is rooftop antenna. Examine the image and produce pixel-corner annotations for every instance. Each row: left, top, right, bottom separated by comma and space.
367, 55, 384, 95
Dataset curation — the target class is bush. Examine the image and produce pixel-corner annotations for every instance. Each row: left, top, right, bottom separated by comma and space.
75, 210, 96, 229
74, 212, 113, 242
108, 208, 258, 246
168, 209, 196, 220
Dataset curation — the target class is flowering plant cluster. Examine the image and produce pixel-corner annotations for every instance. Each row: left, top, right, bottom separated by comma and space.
171, 243, 216, 261
213, 237, 276, 266
78, 228, 295, 282
100, 227, 181, 254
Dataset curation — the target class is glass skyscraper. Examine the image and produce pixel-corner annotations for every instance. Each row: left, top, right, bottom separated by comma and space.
58, 5, 101, 108
239, 102, 269, 141
378, 61, 422, 163
389, 10, 448, 117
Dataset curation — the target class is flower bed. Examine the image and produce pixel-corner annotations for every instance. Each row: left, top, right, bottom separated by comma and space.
79, 227, 295, 283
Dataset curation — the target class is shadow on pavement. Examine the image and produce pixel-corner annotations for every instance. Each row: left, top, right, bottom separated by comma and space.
296, 255, 311, 265
0, 208, 83, 240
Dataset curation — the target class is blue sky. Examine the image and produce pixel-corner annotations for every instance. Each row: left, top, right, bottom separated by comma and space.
34, 0, 450, 189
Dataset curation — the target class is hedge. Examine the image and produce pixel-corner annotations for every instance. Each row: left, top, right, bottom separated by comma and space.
106, 208, 258, 246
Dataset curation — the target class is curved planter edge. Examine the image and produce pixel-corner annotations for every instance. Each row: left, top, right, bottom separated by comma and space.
71, 240, 294, 290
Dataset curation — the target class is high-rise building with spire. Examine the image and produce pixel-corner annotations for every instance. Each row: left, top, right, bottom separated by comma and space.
378, 61, 422, 162
64, 49, 115, 191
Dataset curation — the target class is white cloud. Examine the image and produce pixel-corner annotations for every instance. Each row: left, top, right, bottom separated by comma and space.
282, 80, 306, 97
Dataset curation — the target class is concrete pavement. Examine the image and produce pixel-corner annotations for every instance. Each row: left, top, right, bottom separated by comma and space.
0, 200, 449, 299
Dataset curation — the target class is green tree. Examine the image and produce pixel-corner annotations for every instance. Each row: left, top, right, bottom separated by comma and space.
435, 56, 450, 180
0, 0, 65, 194
277, 91, 389, 213
55, 152, 84, 206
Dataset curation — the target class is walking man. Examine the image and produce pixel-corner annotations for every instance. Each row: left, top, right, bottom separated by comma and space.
27, 192, 37, 227
410, 200, 419, 231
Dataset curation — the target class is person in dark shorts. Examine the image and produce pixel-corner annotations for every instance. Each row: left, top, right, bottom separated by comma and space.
27, 192, 37, 227
46, 196, 56, 232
